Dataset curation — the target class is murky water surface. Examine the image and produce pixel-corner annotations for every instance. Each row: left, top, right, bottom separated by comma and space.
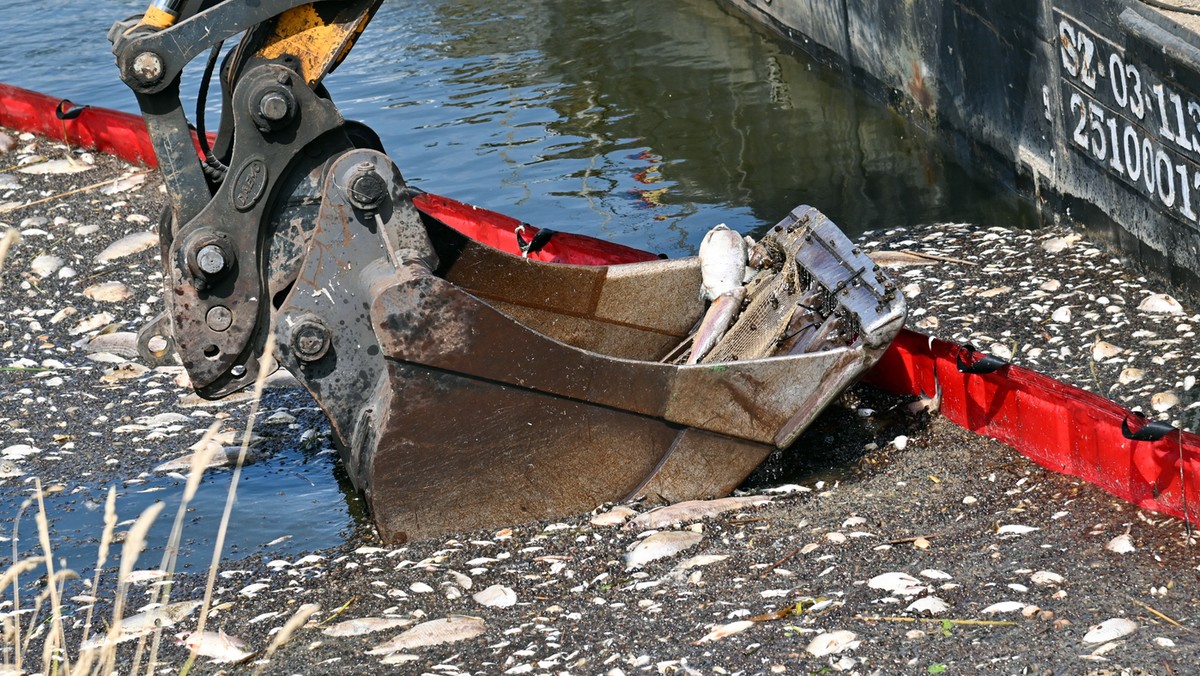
1, 0, 1033, 567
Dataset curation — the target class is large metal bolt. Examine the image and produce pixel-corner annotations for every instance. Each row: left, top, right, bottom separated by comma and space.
258, 91, 290, 123
252, 86, 295, 132
346, 163, 387, 211
206, 305, 233, 332
131, 51, 164, 85
196, 244, 227, 276
290, 316, 332, 362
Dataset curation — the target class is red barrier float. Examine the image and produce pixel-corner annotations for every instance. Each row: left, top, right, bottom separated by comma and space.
3, 82, 1195, 522
865, 329, 1200, 522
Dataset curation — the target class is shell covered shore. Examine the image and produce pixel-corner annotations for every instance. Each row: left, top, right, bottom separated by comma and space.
3, 129, 1200, 674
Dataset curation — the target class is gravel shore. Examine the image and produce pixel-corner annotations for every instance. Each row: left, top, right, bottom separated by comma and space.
3, 129, 1200, 675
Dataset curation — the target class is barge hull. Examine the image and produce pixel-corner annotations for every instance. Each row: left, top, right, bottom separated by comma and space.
725, 0, 1200, 294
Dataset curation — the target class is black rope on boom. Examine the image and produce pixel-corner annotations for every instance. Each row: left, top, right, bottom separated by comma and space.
196, 40, 227, 183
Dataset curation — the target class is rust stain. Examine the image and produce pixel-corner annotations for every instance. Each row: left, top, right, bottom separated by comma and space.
909, 61, 934, 114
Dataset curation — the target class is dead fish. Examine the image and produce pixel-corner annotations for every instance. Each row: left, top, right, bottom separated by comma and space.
30, 254, 64, 278
905, 596, 950, 614
687, 224, 748, 364
80, 600, 201, 650
100, 362, 150, 383
138, 412, 192, 428
694, 619, 755, 644
322, 617, 415, 637
124, 569, 168, 584
1137, 292, 1183, 315
0, 228, 21, 273
0, 460, 24, 479
624, 495, 772, 530
867, 572, 926, 596
1083, 617, 1138, 643
981, 601, 1026, 614
83, 281, 133, 303
472, 584, 517, 607
806, 630, 860, 656
698, 224, 748, 299
590, 505, 637, 527
75, 330, 139, 358
365, 615, 486, 655
99, 173, 147, 196
868, 249, 975, 268
623, 530, 703, 570
1041, 234, 1081, 253
69, 312, 116, 337
687, 288, 746, 364
175, 630, 253, 664
0, 132, 14, 154
1105, 532, 1136, 553
18, 158, 93, 175
153, 447, 257, 473
1091, 340, 1122, 361
1, 444, 40, 460
95, 231, 158, 264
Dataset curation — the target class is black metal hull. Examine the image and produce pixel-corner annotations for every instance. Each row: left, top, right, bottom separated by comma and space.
724, 0, 1200, 294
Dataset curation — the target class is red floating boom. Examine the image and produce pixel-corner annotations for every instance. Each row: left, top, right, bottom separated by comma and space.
865, 329, 1200, 522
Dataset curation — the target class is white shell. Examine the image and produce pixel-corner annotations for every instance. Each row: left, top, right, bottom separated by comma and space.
69, 312, 115, 336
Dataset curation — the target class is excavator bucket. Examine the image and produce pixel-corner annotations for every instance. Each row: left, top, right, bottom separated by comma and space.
109, 0, 906, 543
271, 158, 905, 542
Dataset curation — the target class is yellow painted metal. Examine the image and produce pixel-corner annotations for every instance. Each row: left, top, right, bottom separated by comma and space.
138, 5, 177, 30
256, 3, 376, 86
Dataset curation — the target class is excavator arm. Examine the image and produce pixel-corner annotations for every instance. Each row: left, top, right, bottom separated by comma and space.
109, 1, 906, 543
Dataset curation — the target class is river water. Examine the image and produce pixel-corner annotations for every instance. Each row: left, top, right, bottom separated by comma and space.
3, 0, 1032, 255
1, 0, 1032, 567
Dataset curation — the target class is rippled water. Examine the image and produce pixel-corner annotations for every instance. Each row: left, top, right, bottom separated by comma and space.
1, 0, 1032, 567
2, 0, 1031, 255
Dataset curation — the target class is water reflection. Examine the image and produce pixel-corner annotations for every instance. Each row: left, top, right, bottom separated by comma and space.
334, 0, 1032, 255
0, 0, 1031, 254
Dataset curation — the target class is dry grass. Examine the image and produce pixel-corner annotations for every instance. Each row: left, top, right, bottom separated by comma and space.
0, 333, 304, 674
